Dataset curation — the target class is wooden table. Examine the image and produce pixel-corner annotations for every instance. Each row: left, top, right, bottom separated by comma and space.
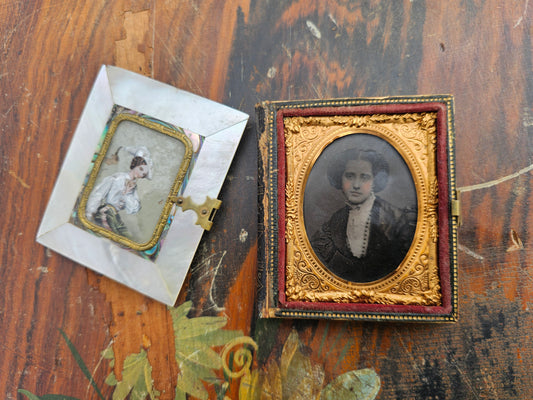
1, 1, 532, 398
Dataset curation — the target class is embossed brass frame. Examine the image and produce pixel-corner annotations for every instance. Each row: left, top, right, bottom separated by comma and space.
257, 96, 458, 322
77, 113, 194, 251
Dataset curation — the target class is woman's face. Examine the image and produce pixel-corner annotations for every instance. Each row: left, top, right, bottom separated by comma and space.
132, 164, 149, 179
341, 159, 374, 205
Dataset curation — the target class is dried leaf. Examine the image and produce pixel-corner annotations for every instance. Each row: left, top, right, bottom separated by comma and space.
168, 301, 193, 325
309, 364, 325, 399
176, 366, 209, 400
101, 346, 114, 360
260, 361, 282, 400
176, 342, 223, 370
174, 387, 187, 400
144, 359, 159, 400
111, 349, 160, 400
170, 302, 244, 400
279, 330, 299, 381
239, 370, 260, 400
105, 371, 118, 386
283, 343, 323, 400
174, 316, 228, 340
102, 345, 115, 369
320, 368, 380, 400
193, 327, 244, 347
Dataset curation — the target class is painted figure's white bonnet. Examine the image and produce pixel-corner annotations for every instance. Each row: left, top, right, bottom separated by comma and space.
125, 145, 153, 179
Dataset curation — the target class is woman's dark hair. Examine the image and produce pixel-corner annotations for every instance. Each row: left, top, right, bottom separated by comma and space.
327, 148, 389, 193
130, 156, 147, 170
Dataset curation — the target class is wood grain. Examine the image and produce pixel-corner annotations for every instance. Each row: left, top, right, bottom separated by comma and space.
1, 0, 532, 399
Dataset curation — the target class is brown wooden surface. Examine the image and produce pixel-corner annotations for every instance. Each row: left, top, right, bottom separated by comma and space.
1, 1, 532, 399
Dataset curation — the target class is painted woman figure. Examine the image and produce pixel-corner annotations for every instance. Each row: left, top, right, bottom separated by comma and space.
310, 148, 416, 282
85, 146, 153, 237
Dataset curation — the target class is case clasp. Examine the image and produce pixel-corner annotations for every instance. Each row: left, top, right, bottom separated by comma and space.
452, 190, 461, 226
172, 196, 222, 231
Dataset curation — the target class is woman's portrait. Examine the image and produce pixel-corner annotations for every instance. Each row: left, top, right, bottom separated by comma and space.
85, 146, 153, 238
79, 114, 194, 245
304, 133, 417, 283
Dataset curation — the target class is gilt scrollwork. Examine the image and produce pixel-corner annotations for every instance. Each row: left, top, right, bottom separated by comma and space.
284, 116, 304, 135
286, 248, 330, 301
283, 112, 442, 306
285, 176, 297, 243
427, 178, 439, 243
388, 250, 441, 306
419, 112, 438, 142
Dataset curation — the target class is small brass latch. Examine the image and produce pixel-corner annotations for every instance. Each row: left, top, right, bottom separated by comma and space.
452, 190, 461, 226
171, 196, 222, 231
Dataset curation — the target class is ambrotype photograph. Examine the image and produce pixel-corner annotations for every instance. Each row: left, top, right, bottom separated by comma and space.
257, 96, 458, 322
304, 133, 417, 283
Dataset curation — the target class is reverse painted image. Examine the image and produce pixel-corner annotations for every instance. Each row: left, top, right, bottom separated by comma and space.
76, 109, 198, 251
85, 144, 155, 241
304, 133, 417, 283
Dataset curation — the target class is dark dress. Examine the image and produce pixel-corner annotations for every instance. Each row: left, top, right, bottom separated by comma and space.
310, 197, 416, 282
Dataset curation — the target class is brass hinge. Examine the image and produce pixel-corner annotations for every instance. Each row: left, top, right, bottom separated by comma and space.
171, 196, 222, 231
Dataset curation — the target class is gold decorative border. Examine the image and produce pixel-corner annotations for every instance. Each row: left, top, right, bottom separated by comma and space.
284, 113, 441, 306
78, 113, 193, 251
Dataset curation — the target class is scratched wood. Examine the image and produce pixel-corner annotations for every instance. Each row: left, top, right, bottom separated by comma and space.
1, 0, 532, 399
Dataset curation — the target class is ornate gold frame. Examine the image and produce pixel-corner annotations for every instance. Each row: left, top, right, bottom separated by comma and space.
284, 115, 439, 306
77, 113, 193, 251
257, 96, 458, 322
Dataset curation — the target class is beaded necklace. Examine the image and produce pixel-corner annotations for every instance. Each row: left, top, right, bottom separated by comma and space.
346, 192, 375, 258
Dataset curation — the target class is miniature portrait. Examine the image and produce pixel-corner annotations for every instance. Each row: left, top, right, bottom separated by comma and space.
257, 97, 456, 321
304, 133, 417, 283
85, 145, 154, 240
77, 112, 195, 248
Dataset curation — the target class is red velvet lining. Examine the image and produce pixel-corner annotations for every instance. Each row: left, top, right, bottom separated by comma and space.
275, 101, 454, 316
277, 110, 288, 305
